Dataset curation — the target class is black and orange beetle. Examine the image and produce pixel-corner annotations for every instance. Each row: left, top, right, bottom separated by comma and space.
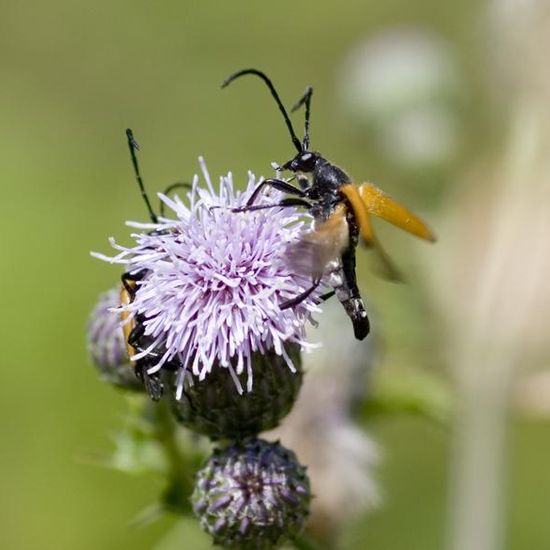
119, 129, 190, 400
223, 69, 436, 340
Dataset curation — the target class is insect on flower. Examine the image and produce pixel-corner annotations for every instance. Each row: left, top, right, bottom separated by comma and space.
118, 129, 192, 400
222, 68, 436, 340
94, 132, 321, 399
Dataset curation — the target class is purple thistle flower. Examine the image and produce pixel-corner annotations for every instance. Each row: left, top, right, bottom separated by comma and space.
94, 158, 320, 395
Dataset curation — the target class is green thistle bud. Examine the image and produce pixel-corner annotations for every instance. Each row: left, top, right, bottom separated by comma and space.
192, 439, 311, 549
165, 345, 303, 440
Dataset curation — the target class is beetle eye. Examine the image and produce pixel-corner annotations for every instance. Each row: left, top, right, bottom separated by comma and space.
297, 152, 315, 171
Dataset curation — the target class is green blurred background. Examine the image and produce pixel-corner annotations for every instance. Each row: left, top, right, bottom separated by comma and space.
2, 1, 550, 549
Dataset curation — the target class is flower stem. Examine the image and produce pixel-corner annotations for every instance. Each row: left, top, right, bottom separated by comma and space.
150, 399, 198, 515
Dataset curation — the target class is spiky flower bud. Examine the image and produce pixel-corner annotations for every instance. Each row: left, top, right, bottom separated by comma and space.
166, 345, 302, 439
87, 287, 142, 391
192, 439, 310, 549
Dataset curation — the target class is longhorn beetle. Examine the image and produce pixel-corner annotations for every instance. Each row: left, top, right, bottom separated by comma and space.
222, 69, 435, 340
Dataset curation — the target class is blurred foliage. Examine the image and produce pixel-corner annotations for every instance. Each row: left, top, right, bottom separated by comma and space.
2, 0, 549, 549
363, 368, 453, 426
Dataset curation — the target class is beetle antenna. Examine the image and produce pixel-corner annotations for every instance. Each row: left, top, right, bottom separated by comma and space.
125, 128, 158, 224
222, 69, 303, 153
291, 86, 313, 151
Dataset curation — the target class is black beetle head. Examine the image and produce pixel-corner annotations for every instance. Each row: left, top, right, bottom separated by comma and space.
281, 151, 319, 174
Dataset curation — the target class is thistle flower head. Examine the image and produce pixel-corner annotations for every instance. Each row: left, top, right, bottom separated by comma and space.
94, 159, 319, 395
87, 287, 141, 390
192, 439, 311, 549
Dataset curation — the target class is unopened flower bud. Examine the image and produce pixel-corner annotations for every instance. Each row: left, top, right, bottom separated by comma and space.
193, 439, 310, 549
166, 345, 302, 439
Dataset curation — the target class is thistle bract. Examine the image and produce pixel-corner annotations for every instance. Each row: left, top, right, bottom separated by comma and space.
94, 159, 320, 396
193, 439, 311, 549
87, 287, 141, 391
166, 344, 303, 439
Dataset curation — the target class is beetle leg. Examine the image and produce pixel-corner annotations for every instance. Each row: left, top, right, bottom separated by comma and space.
128, 323, 145, 348
280, 278, 322, 310
319, 290, 335, 302
159, 181, 192, 217
245, 178, 306, 206
135, 363, 163, 401
233, 197, 312, 213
